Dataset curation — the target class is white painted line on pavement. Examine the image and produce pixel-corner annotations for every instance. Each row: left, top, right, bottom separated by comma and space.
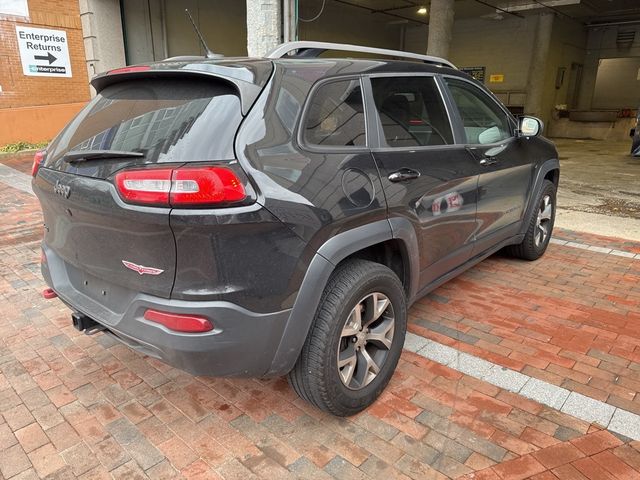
404, 332, 640, 441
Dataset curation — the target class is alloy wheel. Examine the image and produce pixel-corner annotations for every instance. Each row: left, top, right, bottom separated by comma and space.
535, 194, 553, 247
337, 292, 395, 390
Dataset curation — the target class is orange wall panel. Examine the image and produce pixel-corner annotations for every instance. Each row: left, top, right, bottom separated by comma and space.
0, 101, 86, 145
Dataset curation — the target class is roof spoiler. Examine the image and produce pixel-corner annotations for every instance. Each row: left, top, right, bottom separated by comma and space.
90, 67, 265, 116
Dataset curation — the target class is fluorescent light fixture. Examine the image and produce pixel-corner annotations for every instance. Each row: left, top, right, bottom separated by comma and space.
500, 0, 579, 12
417, 6, 428, 14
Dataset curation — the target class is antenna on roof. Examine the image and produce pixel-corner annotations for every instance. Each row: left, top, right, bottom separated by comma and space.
184, 9, 221, 59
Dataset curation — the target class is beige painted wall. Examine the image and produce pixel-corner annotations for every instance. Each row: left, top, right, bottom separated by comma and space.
405, 15, 538, 108
540, 16, 587, 122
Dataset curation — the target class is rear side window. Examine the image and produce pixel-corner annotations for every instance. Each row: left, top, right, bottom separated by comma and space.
371, 76, 453, 148
444, 78, 513, 144
45, 78, 242, 170
303, 79, 366, 147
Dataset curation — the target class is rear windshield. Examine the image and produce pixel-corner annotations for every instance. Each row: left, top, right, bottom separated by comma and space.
45, 78, 242, 172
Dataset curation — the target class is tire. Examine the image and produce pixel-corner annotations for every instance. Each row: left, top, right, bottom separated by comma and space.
507, 179, 557, 261
287, 259, 407, 416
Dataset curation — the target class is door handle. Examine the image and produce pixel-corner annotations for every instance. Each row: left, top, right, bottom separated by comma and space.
479, 158, 498, 166
388, 168, 421, 182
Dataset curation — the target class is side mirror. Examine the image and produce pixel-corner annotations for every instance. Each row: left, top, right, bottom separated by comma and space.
518, 116, 543, 137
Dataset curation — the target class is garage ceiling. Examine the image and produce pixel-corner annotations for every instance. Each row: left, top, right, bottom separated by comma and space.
311, 0, 640, 25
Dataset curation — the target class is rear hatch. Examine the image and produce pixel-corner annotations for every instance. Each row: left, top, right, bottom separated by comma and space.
34, 73, 252, 303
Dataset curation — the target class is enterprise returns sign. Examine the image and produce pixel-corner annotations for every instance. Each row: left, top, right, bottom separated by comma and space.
15, 25, 72, 77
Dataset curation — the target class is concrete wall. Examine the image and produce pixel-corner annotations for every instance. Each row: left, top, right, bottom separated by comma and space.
592, 57, 640, 109
121, 0, 165, 64
165, 0, 247, 57
80, 0, 127, 77
540, 16, 587, 121
297, 2, 402, 50
405, 16, 538, 108
122, 0, 247, 62
578, 24, 640, 110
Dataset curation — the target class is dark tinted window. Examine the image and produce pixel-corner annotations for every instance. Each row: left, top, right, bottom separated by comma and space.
371, 76, 453, 147
303, 79, 366, 147
45, 78, 242, 171
445, 78, 513, 144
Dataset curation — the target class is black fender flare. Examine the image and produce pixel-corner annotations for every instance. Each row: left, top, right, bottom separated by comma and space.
264, 218, 420, 376
519, 158, 560, 235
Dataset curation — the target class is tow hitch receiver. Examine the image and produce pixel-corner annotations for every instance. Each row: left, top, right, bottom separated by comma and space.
72, 312, 106, 335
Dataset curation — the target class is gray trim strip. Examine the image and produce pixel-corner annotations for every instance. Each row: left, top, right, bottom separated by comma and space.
266, 41, 456, 69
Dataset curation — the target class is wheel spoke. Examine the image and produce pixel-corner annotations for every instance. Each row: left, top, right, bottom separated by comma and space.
363, 292, 390, 328
361, 295, 376, 327
353, 348, 380, 388
338, 345, 358, 386
540, 200, 553, 221
365, 319, 394, 350
341, 306, 361, 337
540, 223, 548, 239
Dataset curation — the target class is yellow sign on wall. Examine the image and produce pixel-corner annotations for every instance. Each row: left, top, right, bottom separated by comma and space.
489, 74, 504, 83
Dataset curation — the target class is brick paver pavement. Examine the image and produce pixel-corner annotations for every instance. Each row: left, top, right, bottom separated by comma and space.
1, 154, 640, 479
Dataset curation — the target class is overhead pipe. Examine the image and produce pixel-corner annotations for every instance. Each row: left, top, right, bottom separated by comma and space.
587, 19, 640, 28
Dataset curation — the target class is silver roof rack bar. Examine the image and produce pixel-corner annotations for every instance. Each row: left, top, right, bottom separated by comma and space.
266, 41, 456, 69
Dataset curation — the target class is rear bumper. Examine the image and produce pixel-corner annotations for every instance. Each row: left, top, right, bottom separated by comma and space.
42, 246, 292, 377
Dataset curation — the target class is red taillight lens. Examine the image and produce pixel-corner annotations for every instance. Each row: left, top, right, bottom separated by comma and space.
108, 65, 151, 75
144, 309, 213, 333
171, 167, 246, 205
115, 168, 173, 206
32, 151, 45, 177
114, 166, 246, 207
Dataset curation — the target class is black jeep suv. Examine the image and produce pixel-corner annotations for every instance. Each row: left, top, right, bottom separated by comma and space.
32, 42, 559, 416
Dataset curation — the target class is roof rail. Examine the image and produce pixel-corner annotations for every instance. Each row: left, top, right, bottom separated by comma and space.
266, 41, 456, 69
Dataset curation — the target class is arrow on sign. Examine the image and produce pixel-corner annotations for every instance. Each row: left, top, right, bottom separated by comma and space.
34, 52, 57, 64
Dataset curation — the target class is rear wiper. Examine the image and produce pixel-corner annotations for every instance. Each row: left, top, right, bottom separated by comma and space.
63, 150, 145, 163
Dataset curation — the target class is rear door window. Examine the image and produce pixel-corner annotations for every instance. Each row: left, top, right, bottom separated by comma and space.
370, 76, 453, 147
302, 79, 366, 148
45, 78, 242, 176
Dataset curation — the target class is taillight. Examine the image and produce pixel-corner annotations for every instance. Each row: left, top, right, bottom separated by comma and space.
32, 150, 45, 177
171, 167, 246, 205
115, 168, 172, 206
114, 166, 247, 207
144, 309, 213, 333
108, 65, 151, 75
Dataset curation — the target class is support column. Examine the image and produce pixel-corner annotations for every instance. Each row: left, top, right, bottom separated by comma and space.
246, 0, 281, 57
79, 0, 126, 86
427, 0, 455, 59
525, 13, 554, 119
283, 0, 297, 43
